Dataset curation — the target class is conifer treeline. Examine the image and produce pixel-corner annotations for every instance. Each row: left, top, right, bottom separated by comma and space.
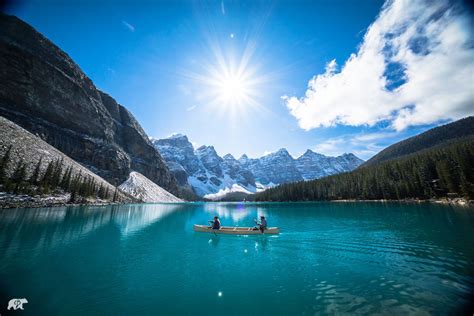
255, 140, 474, 202
0, 145, 117, 202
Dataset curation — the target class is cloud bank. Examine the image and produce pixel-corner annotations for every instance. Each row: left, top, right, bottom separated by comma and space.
313, 132, 400, 159
284, 0, 474, 131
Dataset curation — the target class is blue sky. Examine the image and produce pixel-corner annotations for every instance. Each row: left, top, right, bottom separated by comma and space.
6, 0, 474, 160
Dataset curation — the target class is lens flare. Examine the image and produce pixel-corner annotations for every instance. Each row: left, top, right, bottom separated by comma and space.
220, 76, 244, 102
180, 41, 275, 121
200, 51, 261, 111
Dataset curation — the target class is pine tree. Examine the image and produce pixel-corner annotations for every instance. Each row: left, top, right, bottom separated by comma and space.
48, 158, 63, 188
78, 176, 87, 197
60, 166, 72, 191
40, 160, 55, 191
29, 157, 43, 185
11, 159, 27, 194
68, 171, 82, 202
0, 145, 13, 185
98, 184, 105, 199
98, 185, 110, 200
113, 187, 119, 202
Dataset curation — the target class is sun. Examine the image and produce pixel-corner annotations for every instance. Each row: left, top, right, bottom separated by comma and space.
198, 50, 268, 113
181, 40, 276, 119
216, 72, 250, 105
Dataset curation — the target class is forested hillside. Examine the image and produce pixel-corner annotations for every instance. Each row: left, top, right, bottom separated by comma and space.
363, 117, 474, 166
256, 138, 474, 202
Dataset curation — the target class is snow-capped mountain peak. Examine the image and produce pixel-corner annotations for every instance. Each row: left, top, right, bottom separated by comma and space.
275, 148, 291, 155
152, 134, 364, 199
168, 133, 186, 139
238, 154, 250, 164
223, 153, 235, 160
299, 149, 326, 159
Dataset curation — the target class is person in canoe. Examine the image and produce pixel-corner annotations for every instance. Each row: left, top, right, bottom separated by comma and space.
254, 215, 267, 233
209, 216, 221, 230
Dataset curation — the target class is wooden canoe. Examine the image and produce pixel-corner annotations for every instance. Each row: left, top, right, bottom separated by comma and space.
193, 224, 280, 235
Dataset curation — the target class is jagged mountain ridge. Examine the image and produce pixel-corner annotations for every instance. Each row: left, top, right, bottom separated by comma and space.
0, 14, 179, 195
152, 134, 364, 198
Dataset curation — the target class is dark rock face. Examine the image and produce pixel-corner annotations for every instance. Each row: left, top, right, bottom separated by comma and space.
0, 14, 178, 194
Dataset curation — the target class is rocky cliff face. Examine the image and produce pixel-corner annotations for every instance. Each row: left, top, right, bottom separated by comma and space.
151, 134, 201, 187
153, 134, 364, 198
195, 146, 224, 180
0, 14, 178, 194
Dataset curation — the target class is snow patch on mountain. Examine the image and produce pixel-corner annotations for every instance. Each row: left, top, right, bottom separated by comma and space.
256, 182, 276, 192
119, 172, 182, 203
204, 184, 253, 200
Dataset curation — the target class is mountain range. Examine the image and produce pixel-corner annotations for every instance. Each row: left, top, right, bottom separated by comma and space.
152, 134, 364, 199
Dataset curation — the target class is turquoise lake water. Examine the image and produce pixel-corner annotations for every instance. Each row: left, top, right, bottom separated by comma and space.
0, 202, 473, 315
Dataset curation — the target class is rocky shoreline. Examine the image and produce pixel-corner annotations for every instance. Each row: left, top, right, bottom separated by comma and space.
330, 198, 473, 206
3, 192, 473, 209
0, 191, 125, 209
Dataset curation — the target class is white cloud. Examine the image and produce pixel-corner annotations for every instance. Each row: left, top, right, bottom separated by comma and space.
221, 0, 226, 15
313, 131, 402, 159
122, 20, 135, 32
284, 0, 474, 131
186, 105, 197, 111
313, 139, 346, 157
352, 131, 398, 142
